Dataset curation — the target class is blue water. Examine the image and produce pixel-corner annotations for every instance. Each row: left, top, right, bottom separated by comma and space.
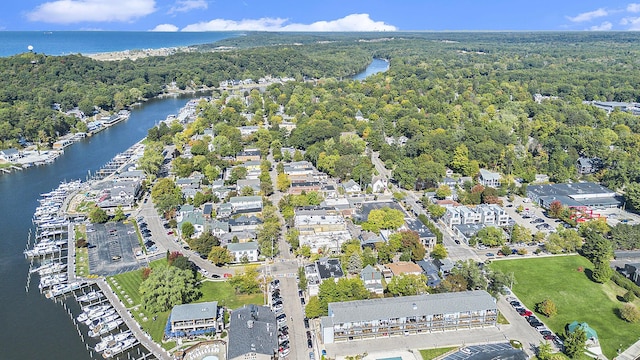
0, 31, 241, 57
0, 94, 198, 360
352, 58, 390, 80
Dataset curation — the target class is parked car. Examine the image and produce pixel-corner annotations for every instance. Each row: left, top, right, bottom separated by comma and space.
300, 297, 306, 305
276, 313, 287, 321
307, 338, 313, 348
486, 253, 495, 257
304, 317, 310, 329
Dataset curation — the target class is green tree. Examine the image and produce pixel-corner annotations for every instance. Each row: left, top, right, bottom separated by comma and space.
537, 341, 554, 360
536, 299, 558, 317
581, 230, 613, 265
564, 327, 586, 358
427, 203, 446, 219
151, 178, 183, 215
591, 262, 612, 283
112, 206, 126, 222
181, 222, 195, 239
139, 265, 201, 313
347, 252, 363, 274
620, 304, 640, 323
435, 185, 452, 200
228, 266, 261, 294
188, 230, 219, 256
510, 224, 532, 244
430, 243, 448, 260
305, 296, 324, 318
208, 246, 233, 265
623, 290, 636, 303
277, 173, 291, 192
451, 259, 487, 291
361, 207, 405, 234
386, 274, 429, 296
473, 226, 506, 247
298, 266, 307, 291
89, 206, 108, 223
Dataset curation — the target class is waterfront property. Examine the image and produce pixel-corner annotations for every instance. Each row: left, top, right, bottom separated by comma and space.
228, 304, 278, 360
168, 301, 220, 337
320, 290, 497, 344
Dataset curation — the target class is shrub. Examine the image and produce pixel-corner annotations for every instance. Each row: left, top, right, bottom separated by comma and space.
620, 304, 640, 323
623, 290, 636, 303
536, 299, 558, 317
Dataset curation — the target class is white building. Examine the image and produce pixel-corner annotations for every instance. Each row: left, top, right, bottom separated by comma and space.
478, 169, 501, 188
227, 242, 259, 263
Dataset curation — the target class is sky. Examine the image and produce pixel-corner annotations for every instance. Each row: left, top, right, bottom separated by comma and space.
3, 0, 640, 32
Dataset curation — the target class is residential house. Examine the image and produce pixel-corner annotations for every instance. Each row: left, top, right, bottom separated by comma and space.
238, 125, 260, 137
295, 209, 350, 253
227, 242, 260, 263
236, 149, 261, 162
305, 258, 345, 296
229, 215, 263, 232
360, 265, 383, 295
577, 157, 603, 175
0, 148, 21, 162
478, 169, 501, 188
342, 179, 362, 193
237, 178, 261, 194
289, 180, 322, 195
403, 218, 436, 250
623, 263, 640, 286
219, 230, 256, 245
434, 258, 455, 274
229, 195, 263, 214
385, 261, 423, 277
417, 260, 441, 287
371, 176, 388, 193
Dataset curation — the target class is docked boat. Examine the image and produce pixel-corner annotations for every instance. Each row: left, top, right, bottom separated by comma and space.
103, 336, 137, 358
39, 273, 67, 289
44, 281, 84, 299
88, 313, 119, 330
89, 319, 123, 337
24, 243, 61, 257
95, 330, 132, 353
77, 290, 104, 303
77, 305, 112, 323
38, 262, 67, 276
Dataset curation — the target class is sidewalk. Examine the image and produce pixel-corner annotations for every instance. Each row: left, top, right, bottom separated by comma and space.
616, 339, 640, 360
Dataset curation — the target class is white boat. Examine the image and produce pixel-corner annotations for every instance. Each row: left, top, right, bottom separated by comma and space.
44, 281, 84, 299
38, 262, 67, 276
24, 244, 61, 257
89, 313, 120, 330
89, 319, 123, 337
95, 330, 132, 353
77, 290, 104, 303
39, 273, 67, 289
103, 336, 137, 358
77, 305, 112, 323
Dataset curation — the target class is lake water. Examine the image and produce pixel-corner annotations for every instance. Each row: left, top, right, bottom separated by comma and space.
0, 95, 196, 359
0, 31, 240, 57
352, 58, 390, 80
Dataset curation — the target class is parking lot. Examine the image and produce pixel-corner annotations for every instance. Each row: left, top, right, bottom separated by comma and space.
87, 221, 145, 276
443, 343, 526, 360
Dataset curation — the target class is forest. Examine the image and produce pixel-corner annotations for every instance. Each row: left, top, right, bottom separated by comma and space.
4, 32, 640, 202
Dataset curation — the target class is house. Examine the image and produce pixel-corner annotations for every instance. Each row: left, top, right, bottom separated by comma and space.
403, 218, 436, 250
576, 157, 603, 175
237, 178, 261, 194
217, 202, 233, 219
371, 176, 388, 193
385, 261, 423, 277
623, 263, 640, 286
342, 179, 362, 193
305, 258, 345, 296
434, 258, 454, 274
169, 301, 219, 336
238, 125, 260, 136
320, 290, 498, 344
417, 260, 441, 287
289, 180, 322, 195
295, 209, 350, 253
0, 148, 21, 162
478, 169, 501, 188
441, 176, 458, 190
229, 215, 263, 232
229, 195, 263, 214
360, 265, 383, 295
227, 242, 259, 263
228, 305, 278, 360
236, 149, 261, 162
219, 230, 257, 245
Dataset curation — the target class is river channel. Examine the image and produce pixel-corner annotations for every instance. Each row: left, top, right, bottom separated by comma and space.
0, 94, 195, 360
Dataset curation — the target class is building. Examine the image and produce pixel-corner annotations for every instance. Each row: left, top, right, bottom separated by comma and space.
576, 157, 602, 175
622, 263, 640, 286
0, 148, 21, 162
403, 218, 436, 250
342, 179, 362, 193
236, 149, 261, 162
360, 265, 384, 295
385, 261, 423, 277
169, 301, 219, 336
295, 209, 351, 253
227, 242, 260, 263
478, 169, 501, 188
416, 260, 441, 287
229, 215, 263, 232
229, 195, 263, 214
305, 258, 345, 296
527, 182, 622, 209
442, 204, 510, 229
228, 305, 278, 360
320, 290, 498, 343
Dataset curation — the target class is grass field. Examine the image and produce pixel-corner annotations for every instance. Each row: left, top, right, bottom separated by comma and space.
490, 255, 640, 358
109, 259, 263, 349
419, 347, 458, 360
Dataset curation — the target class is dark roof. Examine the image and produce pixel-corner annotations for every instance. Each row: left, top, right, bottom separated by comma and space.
228, 305, 278, 359
228, 215, 262, 226
356, 201, 405, 221
316, 258, 344, 280
405, 218, 435, 239
203, 203, 213, 216
170, 301, 218, 323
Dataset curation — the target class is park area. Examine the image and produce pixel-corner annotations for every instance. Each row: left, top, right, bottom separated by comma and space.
108, 259, 263, 350
490, 255, 640, 358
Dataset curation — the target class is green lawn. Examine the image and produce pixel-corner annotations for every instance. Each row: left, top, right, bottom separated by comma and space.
75, 247, 89, 277
419, 347, 458, 360
490, 255, 640, 358
108, 260, 263, 347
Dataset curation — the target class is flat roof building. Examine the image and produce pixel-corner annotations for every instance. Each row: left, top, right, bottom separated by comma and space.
320, 290, 497, 343
527, 182, 622, 209
228, 304, 278, 360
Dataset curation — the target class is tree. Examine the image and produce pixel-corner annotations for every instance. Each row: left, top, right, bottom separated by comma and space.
591, 262, 612, 283
537, 341, 554, 360
435, 185, 452, 200
112, 206, 126, 222
151, 178, 183, 215
431, 243, 448, 260
347, 252, 363, 274
276, 173, 291, 192
228, 266, 261, 294
305, 296, 324, 318
181, 221, 195, 239
298, 266, 307, 291
451, 260, 487, 291
139, 265, 201, 313
386, 274, 429, 296
438, 273, 468, 292
623, 290, 636, 303
472, 226, 506, 247
624, 182, 640, 212
361, 207, 405, 234
620, 304, 640, 323
548, 200, 564, 219
564, 327, 586, 358
510, 224, 532, 244
581, 230, 613, 265
208, 246, 233, 265
536, 299, 558, 317
188, 231, 219, 256
427, 203, 446, 219
486, 269, 514, 297
391, 230, 426, 261
89, 206, 108, 223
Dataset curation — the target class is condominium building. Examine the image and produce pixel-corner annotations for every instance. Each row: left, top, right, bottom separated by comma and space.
320, 290, 497, 343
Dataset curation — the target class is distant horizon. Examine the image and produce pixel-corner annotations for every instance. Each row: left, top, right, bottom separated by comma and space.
4, 1, 640, 32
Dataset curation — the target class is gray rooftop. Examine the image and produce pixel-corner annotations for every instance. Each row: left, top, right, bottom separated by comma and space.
325, 290, 495, 324
227, 242, 259, 252
228, 305, 278, 359
170, 301, 218, 323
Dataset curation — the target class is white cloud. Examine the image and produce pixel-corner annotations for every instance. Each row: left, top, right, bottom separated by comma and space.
628, 3, 640, 12
181, 13, 397, 32
567, 8, 608, 22
151, 23, 179, 32
621, 16, 640, 29
168, 0, 207, 14
589, 21, 612, 30
27, 0, 156, 24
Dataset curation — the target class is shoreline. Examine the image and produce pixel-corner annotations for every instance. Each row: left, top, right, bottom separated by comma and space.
84, 46, 196, 61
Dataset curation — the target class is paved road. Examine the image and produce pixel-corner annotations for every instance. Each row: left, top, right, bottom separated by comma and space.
95, 278, 170, 360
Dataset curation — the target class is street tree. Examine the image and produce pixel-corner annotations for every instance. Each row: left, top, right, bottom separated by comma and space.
430, 243, 448, 260
208, 246, 233, 266
181, 221, 195, 239
362, 207, 405, 234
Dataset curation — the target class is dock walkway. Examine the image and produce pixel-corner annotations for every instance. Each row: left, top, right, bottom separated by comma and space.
95, 278, 170, 360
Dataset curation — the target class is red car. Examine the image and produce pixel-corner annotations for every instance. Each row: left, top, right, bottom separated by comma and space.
167, 230, 174, 235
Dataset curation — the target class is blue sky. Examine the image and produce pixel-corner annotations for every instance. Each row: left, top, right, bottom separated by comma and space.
3, 0, 640, 31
